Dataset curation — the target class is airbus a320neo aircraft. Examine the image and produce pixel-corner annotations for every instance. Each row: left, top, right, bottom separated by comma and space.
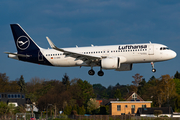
5, 24, 177, 76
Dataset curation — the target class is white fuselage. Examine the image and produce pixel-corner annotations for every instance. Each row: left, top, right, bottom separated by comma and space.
8, 24, 177, 76
40, 43, 176, 67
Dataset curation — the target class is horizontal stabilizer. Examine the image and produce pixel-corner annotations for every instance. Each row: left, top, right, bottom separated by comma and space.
4, 52, 30, 57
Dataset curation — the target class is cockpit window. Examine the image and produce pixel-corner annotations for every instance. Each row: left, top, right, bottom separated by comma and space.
160, 47, 170, 50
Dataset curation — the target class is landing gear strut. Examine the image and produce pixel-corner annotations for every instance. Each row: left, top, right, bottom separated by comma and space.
97, 67, 104, 76
151, 62, 156, 73
98, 70, 104, 76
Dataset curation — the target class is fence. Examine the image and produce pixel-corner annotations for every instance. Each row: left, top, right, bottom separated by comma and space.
131, 116, 180, 120
16, 113, 35, 120
72, 115, 133, 120
0, 114, 180, 120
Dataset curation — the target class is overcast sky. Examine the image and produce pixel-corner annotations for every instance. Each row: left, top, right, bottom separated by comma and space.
0, 0, 180, 87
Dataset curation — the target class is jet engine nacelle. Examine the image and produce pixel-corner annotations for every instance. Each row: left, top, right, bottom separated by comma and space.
115, 63, 133, 71
101, 56, 127, 69
101, 57, 120, 69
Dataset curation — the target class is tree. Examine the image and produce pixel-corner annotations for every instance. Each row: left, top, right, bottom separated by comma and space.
64, 105, 72, 115
132, 73, 143, 87
17, 75, 26, 93
0, 101, 9, 116
137, 79, 146, 96
155, 75, 176, 107
8, 81, 20, 92
0, 73, 9, 92
93, 84, 108, 99
62, 73, 70, 90
114, 89, 123, 100
87, 98, 99, 114
26, 77, 47, 117
76, 79, 96, 106
78, 105, 85, 115
132, 73, 143, 92
174, 95, 180, 112
174, 71, 180, 79
100, 105, 109, 115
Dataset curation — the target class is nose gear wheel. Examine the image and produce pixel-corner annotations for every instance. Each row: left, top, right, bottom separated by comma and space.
151, 62, 156, 73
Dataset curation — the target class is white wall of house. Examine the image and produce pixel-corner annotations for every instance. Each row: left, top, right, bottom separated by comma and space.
140, 114, 172, 117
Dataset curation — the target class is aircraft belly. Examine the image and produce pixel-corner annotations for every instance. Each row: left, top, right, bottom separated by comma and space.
125, 53, 153, 63
49, 58, 77, 67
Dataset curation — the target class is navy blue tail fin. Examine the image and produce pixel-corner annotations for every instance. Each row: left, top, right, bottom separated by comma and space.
10, 24, 40, 53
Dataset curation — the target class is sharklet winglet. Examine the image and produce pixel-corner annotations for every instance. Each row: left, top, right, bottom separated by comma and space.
46, 37, 65, 52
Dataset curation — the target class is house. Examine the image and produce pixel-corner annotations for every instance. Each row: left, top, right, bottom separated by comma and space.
0, 92, 26, 106
126, 92, 144, 101
109, 92, 152, 115
110, 101, 152, 115
136, 107, 173, 117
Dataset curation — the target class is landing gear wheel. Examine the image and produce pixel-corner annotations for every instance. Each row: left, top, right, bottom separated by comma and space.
152, 68, 156, 73
151, 62, 156, 73
98, 70, 104, 76
88, 69, 95, 75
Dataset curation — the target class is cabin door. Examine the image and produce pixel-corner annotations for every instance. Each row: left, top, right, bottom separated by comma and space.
38, 51, 44, 61
148, 45, 154, 55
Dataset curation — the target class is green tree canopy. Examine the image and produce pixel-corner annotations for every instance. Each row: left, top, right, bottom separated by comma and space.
17, 75, 26, 93
174, 71, 180, 79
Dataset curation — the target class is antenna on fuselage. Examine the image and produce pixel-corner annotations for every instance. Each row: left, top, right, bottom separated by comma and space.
76, 45, 78, 48
149, 41, 152, 44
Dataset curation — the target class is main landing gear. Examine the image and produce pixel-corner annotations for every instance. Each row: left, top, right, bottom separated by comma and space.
98, 67, 104, 76
88, 67, 104, 76
88, 69, 95, 76
151, 62, 156, 73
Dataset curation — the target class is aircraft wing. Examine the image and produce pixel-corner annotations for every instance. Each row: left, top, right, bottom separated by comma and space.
46, 37, 101, 63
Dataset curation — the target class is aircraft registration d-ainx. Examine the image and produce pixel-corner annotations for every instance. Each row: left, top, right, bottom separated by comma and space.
5, 24, 177, 76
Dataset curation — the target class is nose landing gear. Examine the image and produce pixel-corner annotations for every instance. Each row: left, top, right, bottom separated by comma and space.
151, 62, 156, 73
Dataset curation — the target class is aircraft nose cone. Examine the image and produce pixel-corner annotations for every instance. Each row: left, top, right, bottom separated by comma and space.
171, 51, 177, 58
